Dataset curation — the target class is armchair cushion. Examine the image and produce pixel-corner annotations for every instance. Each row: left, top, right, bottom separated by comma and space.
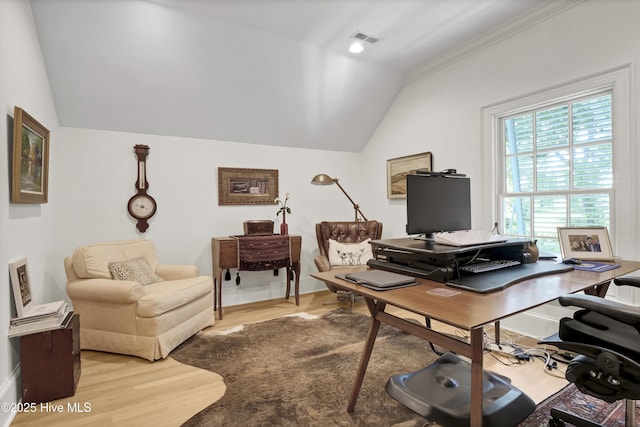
109, 258, 164, 285
72, 239, 159, 279
328, 238, 374, 266
138, 278, 213, 317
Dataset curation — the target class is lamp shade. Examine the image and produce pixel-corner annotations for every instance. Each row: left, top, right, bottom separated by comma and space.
310, 173, 367, 221
311, 174, 335, 185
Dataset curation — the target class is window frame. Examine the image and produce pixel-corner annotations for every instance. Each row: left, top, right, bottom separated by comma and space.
499, 91, 614, 250
482, 65, 634, 260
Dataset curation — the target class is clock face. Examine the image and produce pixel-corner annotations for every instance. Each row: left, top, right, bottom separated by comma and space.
128, 194, 157, 219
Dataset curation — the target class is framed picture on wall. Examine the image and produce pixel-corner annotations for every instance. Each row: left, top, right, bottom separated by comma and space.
218, 167, 279, 205
386, 152, 433, 199
11, 106, 50, 204
557, 226, 614, 261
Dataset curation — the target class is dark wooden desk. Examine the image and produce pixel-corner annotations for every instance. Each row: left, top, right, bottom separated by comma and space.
312, 260, 640, 427
211, 235, 301, 319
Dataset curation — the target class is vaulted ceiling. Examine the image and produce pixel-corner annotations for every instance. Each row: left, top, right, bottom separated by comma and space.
30, 0, 580, 152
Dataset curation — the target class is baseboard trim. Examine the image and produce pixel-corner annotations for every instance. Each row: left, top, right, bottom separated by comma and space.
221, 276, 324, 307
0, 366, 20, 427
500, 309, 568, 340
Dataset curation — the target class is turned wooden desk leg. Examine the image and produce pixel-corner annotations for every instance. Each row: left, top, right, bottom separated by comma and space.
213, 278, 218, 312
215, 270, 224, 320
284, 263, 301, 306
470, 327, 485, 427
285, 268, 291, 300
293, 261, 300, 306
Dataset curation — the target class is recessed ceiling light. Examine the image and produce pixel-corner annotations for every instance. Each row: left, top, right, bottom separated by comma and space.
349, 42, 364, 54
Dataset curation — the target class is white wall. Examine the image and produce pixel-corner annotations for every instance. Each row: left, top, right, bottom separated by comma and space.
362, 0, 640, 337
0, 0, 61, 423
52, 127, 367, 306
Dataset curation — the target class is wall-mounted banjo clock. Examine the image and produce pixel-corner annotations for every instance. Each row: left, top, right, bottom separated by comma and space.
127, 144, 157, 232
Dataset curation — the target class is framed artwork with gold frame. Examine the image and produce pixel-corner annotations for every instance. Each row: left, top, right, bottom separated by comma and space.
218, 167, 279, 205
11, 107, 50, 204
386, 152, 433, 199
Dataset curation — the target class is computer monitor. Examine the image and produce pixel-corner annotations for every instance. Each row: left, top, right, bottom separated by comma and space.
406, 173, 471, 238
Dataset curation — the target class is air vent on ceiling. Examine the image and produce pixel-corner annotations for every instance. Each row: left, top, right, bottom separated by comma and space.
350, 31, 380, 45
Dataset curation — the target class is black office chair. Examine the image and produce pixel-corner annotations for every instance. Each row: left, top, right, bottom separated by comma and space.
540, 273, 640, 427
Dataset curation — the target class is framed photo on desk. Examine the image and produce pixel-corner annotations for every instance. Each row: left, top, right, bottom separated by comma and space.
557, 226, 614, 261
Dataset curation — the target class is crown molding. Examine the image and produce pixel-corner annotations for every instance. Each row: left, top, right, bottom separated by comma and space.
404, 0, 584, 86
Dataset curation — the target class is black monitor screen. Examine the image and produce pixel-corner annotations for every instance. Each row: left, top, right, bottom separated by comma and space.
406, 174, 471, 236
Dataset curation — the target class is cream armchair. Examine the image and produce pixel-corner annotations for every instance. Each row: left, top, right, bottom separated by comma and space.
64, 239, 214, 361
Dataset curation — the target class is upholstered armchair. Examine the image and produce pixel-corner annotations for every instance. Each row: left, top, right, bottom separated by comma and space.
64, 239, 214, 361
314, 221, 383, 301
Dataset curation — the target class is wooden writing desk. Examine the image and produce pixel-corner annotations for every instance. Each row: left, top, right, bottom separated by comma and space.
312, 259, 640, 427
211, 235, 301, 319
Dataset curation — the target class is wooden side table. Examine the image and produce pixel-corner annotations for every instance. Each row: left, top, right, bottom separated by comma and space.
211, 235, 301, 319
20, 314, 81, 403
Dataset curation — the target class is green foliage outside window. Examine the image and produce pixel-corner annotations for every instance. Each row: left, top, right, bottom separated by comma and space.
501, 94, 612, 253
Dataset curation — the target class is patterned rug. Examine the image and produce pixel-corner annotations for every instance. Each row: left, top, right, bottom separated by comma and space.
519, 383, 639, 426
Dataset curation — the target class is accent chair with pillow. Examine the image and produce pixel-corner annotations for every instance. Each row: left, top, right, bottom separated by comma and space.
314, 221, 383, 307
64, 239, 214, 361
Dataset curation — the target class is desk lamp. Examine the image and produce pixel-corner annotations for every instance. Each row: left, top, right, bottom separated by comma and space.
311, 174, 368, 221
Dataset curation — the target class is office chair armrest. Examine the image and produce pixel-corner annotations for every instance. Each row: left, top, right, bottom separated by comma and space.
559, 294, 640, 326
614, 271, 640, 288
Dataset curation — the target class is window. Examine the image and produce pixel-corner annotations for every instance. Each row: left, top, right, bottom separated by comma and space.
483, 65, 635, 302
483, 65, 633, 262
499, 93, 613, 253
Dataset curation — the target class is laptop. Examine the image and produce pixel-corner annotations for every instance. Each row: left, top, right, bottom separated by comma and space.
338, 269, 418, 291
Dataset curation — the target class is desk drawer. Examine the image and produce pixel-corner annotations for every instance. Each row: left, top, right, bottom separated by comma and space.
218, 240, 238, 269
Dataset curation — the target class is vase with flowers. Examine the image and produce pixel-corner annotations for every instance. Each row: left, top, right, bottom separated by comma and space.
275, 193, 291, 235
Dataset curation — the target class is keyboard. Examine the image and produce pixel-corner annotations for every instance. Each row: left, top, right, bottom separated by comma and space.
367, 259, 452, 282
459, 259, 521, 274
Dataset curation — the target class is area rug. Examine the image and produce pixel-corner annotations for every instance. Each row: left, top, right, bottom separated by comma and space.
171, 310, 638, 427
171, 309, 435, 426
519, 383, 639, 426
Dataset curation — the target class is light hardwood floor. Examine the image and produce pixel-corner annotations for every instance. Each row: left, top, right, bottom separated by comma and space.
11, 290, 568, 426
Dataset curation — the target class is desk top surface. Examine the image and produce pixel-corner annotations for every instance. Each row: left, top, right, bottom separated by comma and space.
312, 260, 640, 330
